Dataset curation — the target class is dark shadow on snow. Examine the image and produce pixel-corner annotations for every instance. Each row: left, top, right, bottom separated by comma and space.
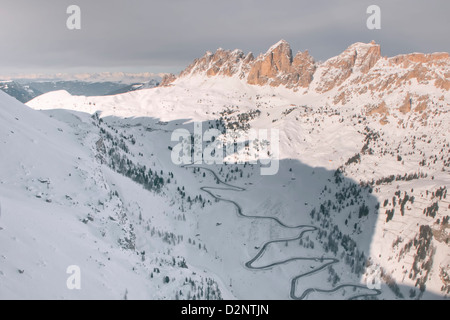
42, 109, 443, 300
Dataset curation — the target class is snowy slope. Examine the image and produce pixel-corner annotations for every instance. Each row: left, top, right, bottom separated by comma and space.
0, 90, 233, 299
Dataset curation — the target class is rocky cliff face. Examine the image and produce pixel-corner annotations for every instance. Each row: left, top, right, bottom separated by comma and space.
315, 41, 382, 93
247, 40, 316, 89
161, 40, 449, 102
176, 48, 253, 80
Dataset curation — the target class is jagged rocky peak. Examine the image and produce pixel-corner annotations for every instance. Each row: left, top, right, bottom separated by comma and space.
162, 40, 449, 94
258, 39, 294, 75
160, 73, 177, 87
385, 51, 450, 90
247, 39, 316, 88
163, 40, 316, 89
315, 41, 382, 93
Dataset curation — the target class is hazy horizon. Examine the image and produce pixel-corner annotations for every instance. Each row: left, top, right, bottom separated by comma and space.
1, 0, 449, 77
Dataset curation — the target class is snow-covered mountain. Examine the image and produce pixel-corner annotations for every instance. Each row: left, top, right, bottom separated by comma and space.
2, 40, 449, 300
162, 40, 449, 114
0, 80, 42, 103
24, 81, 129, 97
106, 79, 160, 95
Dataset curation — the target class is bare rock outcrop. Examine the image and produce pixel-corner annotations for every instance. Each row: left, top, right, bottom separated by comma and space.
316, 41, 381, 93
169, 40, 449, 98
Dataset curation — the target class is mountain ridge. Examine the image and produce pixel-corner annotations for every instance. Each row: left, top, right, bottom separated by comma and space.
158, 40, 449, 126
24, 40, 450, 299
162, 40, 449, 94
0, 80, 42, 103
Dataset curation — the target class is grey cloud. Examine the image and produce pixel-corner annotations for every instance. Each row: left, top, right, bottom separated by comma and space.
0, 0, 448, 75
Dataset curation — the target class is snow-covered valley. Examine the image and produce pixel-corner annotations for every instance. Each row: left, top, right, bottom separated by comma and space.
1, 41, 449, 300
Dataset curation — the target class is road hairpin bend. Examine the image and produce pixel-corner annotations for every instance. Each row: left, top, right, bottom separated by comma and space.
185, 165, 382, 300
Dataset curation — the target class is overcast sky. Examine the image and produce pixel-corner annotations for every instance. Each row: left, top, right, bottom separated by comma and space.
0, 0, 449, 77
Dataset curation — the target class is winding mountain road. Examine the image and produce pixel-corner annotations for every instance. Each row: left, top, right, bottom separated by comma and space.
186, 165, 382, 300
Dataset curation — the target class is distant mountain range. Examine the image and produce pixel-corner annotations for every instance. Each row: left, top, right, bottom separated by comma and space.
1, 72, 166, 84
0, 79, 161, 103
0, 81, 42, 103
25, 81, 129, 97
102, 79, 160, 95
